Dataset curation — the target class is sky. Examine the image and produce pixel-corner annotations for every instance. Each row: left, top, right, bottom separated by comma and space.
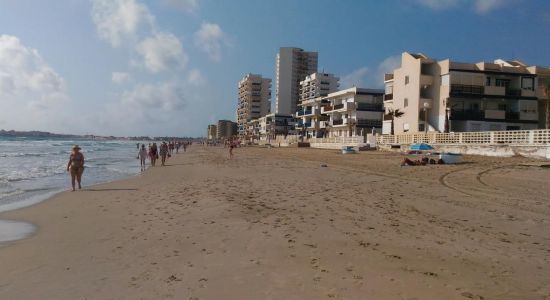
0, 0, 549, 137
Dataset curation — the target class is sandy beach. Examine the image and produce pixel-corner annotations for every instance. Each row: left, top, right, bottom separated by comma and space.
1, 145, 549, 299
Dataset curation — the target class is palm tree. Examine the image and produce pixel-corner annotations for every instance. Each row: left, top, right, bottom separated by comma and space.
385, 109, 404, 135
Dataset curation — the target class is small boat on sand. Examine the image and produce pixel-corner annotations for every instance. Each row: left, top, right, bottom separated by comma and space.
341, 146, 357, 154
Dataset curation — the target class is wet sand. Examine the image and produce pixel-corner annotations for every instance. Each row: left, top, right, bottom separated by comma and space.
1, 145, 549, 299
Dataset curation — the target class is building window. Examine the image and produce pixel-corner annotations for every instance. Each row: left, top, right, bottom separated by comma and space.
486, 77, 491, 86
521, 77, 534, 91
405, 76, 409, 85
404, 98, 408, 107
495, 79, 510, 88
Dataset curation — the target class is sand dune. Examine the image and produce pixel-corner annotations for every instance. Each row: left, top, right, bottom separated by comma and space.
1, 146, 549, 299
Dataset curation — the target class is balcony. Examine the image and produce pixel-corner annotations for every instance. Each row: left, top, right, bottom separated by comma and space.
519, 111, 538, 121
384, 94, 393, 101
484, 110, 505, 119
356, 103, 384, 111
450, 110, 483, 121
297, 109, 312, 116
484, 86, 505, 96
450, 84, 484, 96
521, 89, 536, 97
332, 119, 344, 126
450, 110, 534, 122
505, 111, 519, 120
321, 105, 333, 113
420, 74, 433, 86
333, 103, 345, 110
505, 88, 521, 97
384, 74, 394, 81
357, 119, 382, 128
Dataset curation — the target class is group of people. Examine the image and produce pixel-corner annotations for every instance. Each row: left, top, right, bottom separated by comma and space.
65, 140, 193, 191
401, 156, 445, 166
137, 140, 192, 169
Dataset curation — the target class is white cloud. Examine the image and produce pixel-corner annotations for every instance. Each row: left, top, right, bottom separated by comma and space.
474, 0, 505, 13
376, 55, 401, 78
340, 55, 401, 89
136, 32, 188, 73
416, 0, 460, 10
0, 35, 67, 107
187, 69, 206, 86
111, 72, 130, 84
0, 35, 69, 131
163, 0, 199, 13
121, 81, 186, 111
194, 22, 227, 62
91, 0, 154, 47
415, 0, 514, 14
340, 67, 369, 89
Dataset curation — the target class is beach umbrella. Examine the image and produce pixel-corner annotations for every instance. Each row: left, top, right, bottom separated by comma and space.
410, 143, 434, 151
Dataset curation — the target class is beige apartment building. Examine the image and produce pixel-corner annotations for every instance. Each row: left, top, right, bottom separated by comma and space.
299, 72, 339, 103
236, 74, 271, 136
383, 52, 550, 135
275, 47, 318, 115
297, 87, 384, 138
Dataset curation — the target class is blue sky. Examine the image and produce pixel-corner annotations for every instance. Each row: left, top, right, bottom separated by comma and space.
0, 0, 548, 136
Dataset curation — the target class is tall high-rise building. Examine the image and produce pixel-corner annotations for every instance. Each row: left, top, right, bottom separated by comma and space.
236, 74, 271, 136
275, 47, 318, 115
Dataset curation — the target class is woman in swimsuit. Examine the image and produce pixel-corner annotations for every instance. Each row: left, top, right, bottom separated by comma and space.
159, 142, 169, 166
150, 143, 158, 167
66, 145, 85, 191
137, 144, 148, 171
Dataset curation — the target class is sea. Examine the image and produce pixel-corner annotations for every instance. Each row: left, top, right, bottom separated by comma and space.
0, 137, 145, 242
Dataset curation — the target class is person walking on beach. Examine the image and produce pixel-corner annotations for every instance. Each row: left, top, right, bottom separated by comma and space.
66, 145, 85, 191
229, 139, 235, 159
160, 142, 169, 166
150, 143, 158, 167
137, 144, 148, 171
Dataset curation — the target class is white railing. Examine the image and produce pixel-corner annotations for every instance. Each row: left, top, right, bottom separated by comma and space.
376, 129, 550, 145
309, 136, 364, 144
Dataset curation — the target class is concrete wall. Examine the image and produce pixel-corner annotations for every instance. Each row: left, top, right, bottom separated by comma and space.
379, 143, 550, 159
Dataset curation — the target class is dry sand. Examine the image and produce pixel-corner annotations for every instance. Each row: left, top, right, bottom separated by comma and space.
1, 145, 549, 299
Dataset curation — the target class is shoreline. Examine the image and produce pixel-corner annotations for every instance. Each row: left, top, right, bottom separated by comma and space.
1, 146, 549, 299
0, 163, 146, 244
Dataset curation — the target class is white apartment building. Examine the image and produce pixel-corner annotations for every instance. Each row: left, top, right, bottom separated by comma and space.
257, 113, 297, 139
299, 72, 339, 103
236, 74, 271, 136
207, 124, 217, 140
275, 47, 318, 115
297, 87, 384, 138
383, 52, 550, 135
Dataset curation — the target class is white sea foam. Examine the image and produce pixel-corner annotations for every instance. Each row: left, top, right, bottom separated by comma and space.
0, 220, 36, 243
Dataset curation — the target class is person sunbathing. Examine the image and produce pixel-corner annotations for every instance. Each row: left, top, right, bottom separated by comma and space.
401, 156, 430, 166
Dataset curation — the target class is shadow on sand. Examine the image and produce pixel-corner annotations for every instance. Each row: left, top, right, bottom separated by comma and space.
83, 188, 138, 192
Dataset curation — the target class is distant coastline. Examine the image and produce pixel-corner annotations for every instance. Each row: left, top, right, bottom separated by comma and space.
0, 130, 197, 141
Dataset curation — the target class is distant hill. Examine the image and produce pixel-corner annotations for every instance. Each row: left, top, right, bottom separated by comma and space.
0, 129, 79, 138
0, 130, 199, 140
